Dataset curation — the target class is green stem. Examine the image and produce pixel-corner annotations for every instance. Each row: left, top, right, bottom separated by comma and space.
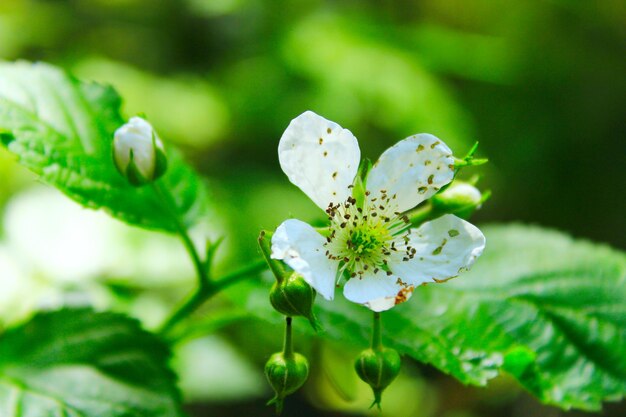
159, 259, 266, 335
152, 179, 266, 336
152, 182, 208, 289
283, 316, 294, 357
372, 311, 382, 351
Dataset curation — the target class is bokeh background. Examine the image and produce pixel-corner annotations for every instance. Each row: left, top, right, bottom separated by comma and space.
0, 0, 624, 416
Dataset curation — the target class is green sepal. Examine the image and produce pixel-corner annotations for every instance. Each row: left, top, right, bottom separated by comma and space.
269, 273, 322, 331
152, 130, 168, 181
352, 158, 372, 208
354, 347, 401, 409
124, 149, 150, 187
258, 230, 289, 284
436, 141, 488, 196
265, 351, 309, 414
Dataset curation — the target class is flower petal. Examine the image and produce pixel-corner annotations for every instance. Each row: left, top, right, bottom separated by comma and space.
278, 111, 361, 210
388, 214, 485, 286
271, 219, 338, 300
366, 134, 454, 212
343, 270, 414, 312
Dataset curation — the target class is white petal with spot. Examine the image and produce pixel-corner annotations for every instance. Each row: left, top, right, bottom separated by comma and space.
366, 134, 454, 213
343, 270, 414, 312
388, 214, 485, 286
271, 219, 338, 300
278, 111, 361, 211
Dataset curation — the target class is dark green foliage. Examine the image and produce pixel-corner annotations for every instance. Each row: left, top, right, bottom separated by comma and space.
0, 308, 184, 417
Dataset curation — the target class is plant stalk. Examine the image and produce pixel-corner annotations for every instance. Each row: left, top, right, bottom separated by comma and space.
283, 316, 294, 357
372, 311, 383, 351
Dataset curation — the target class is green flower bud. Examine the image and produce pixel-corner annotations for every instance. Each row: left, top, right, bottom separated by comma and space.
431, 182, 482, 218
113, 116, 167, 187
269, 272, 321, 331
265, 351, 309, 414
354, 347, 401, 409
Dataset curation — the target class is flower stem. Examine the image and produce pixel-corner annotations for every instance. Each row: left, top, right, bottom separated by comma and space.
151, 181, 266, 336
283, 316, 294, 358
159, 259, 266, 336
372, 311, 383, 351
151, 181, 208, 289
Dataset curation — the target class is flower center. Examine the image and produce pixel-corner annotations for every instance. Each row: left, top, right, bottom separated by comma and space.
350, 227, 385, 256
324, 191, 412, 278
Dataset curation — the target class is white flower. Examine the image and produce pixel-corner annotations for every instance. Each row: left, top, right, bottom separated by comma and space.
270, 111, 486, 312
113, 116, 167, 186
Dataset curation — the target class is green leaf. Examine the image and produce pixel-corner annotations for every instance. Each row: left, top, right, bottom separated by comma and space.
0, 61, 210, 232
241, 224, 626, 411
0, 308, 184, 417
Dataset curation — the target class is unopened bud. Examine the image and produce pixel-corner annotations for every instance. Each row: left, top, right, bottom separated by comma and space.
270, 273, 320, 331
354, 347, 401, 409
431, 182, 482, 218
265, 351, 309, 414
113, 117, 167, 186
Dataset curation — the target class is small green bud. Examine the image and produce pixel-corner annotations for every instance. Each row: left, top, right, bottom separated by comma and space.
113, 116, 167, 187
269, 273, 320, 331
431, 182, 482, 218
354, 347, 401, 409
265, 351, 309, 414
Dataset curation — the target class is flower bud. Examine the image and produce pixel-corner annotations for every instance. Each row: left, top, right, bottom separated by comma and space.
265, 351, 309, 414
269, 272, 320, 331
113, 117, 167, 186
431, 182, 482, 218
354, 347, 401, 409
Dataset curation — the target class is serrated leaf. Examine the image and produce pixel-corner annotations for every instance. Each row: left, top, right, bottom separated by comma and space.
0, 308, 184, 417
241, 224, 626, 411
0, 61, 210, 232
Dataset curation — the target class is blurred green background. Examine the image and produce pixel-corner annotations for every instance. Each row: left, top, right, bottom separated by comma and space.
0, 0, 624, 416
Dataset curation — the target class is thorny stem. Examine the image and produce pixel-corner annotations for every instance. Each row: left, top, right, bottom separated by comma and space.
283, 317, 294, 358
152, 181, 266, 336
372, 311, 383, 351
